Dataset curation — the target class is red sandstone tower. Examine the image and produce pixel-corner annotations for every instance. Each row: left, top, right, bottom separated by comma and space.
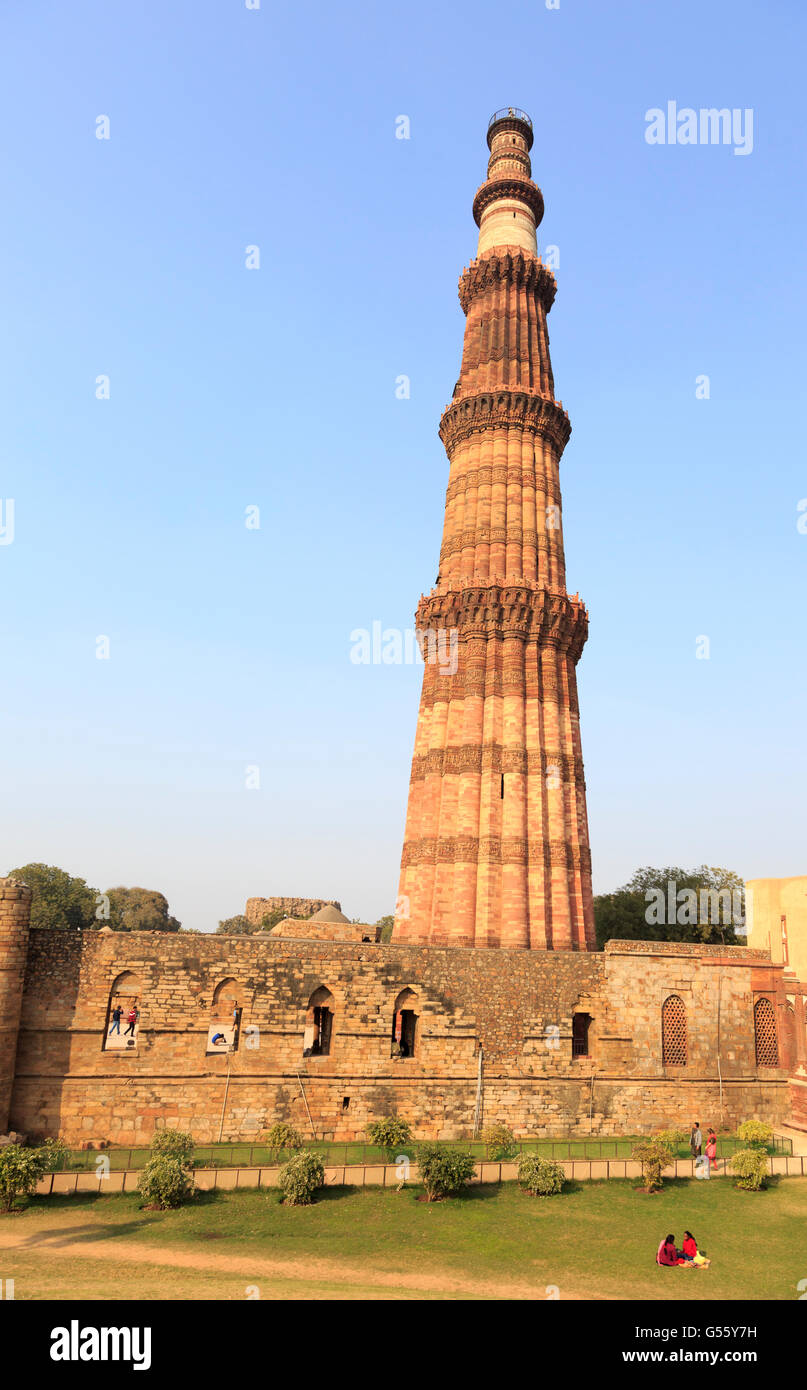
395, 109, 594, 951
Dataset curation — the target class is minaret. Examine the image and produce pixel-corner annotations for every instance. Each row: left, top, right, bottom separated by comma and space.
395, 109, 594, 951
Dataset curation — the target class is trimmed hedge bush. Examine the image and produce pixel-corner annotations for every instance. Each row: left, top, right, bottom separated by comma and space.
416, 1143, 476, 1201
736, 1120, 773, 1150
263, 1122, 304, 1160
518, 1154, 565, 1197
729, 1148, 768, 1191
481, 1123, 517, 1161
656, 1129, 687, 1153
366, 1117, 413, 1158
137, 1154, 194, 1209
150, 1128, 195, 1164
278, 1151, 325, 1205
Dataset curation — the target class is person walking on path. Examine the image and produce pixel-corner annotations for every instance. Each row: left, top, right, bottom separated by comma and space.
705, 1131, 717, 1172
109, 1004, 123, 1036
690, 1122, 703, 1158
124, 1004, 139, 1038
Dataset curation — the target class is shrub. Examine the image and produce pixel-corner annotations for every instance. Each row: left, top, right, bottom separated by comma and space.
736, 1120, 773, 1150
481, 1123, 517, 1161
729, 1148, 768, 1191
656, 1129, 687, 1153
367, 1117, 413, 1159
150, 1128, 194, 1164
264, 1122, 304, 1160
416, 1143, 476, 1202
138, 1154, 194, 1209
631, 1138, 674, 1193
278, 1151, 325, 1206
0, 1143, 49, 1213
40, 1137, 70, 1172
518, 1153, 566, 1196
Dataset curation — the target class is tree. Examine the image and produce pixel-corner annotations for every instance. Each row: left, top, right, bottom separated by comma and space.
416, 1143, 476, 1201
5, 863, 99, 931
138, 1129, 194, 1209
278, 1151, 325, 1205
367, 1117, 413, 1160
481, 1123, 517, 1160
216, 908, 288, 934
263, 1122, 304, 1160
518, 1154, 566, 1196
104, 887, 180, 932
729, 1148, 768, 1191
376, 915, 395, 944
631, 1138, 674, 1193
594, 865, 745, 949
0, 1143, 49, 1212
216, 914, 255, 935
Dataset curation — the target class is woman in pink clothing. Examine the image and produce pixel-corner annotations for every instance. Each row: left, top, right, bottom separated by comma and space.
706, 1131, 718, 1172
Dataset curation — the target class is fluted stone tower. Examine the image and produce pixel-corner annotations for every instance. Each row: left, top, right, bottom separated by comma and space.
0, 878, 32, 1133
395, 109, 594, 951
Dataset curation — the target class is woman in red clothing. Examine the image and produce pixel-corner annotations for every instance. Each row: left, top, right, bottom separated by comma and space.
656, 1234, 680, 1266
682, 1231, 711, 1267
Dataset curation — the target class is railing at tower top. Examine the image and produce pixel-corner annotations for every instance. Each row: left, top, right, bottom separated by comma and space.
488, 108, 533, 130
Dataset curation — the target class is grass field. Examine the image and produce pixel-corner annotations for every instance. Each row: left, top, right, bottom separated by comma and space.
1, 1177, 805, 1301
51, 1132, 789, 1172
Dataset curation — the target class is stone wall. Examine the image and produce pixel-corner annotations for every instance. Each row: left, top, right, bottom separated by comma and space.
244, 897, 340, 926
269, 920, 381, 943
4, 921, 795, 1145
0, 880, 31, 1132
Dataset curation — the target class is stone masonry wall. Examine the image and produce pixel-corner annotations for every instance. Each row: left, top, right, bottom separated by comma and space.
244, 898, 340, 926
5, 927, 793, 1145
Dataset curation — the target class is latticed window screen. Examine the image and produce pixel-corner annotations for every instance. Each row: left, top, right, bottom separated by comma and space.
754, 997, 779, 1067
661, 995, 687, 1065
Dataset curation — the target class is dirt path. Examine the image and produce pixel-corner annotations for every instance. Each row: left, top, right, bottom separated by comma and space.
0, 1226, 601, 1300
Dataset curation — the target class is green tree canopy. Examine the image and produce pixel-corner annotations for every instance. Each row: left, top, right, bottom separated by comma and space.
376, 915, 395, 943
216, 914, 256, 935
594, 864, 745, 949
103, 886, 181, 932
5, 862, 99, 931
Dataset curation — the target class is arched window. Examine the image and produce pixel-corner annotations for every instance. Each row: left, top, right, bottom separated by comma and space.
661, 995, 687, 1066
104, 971, 142, 1052
754, 997, 779, 1067
207, 977, 242, 1054
392, 987, 418, 1059
303, 986, 334, 1057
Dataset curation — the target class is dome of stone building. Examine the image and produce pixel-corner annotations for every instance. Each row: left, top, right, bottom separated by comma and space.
308, 904, 350, 924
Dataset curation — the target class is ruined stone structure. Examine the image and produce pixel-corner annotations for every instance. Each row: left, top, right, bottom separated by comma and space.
747, 875, 807, 1130
395, 109, 593, 951
0, 877, 802, 1144
245, 897, 341, 927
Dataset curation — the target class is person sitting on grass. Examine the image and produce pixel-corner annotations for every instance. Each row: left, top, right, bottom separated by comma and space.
681, 1231, 711, 1267
656, 1234, 680, 1266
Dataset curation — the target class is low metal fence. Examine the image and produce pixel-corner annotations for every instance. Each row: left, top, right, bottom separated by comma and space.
46, 1131, 793, 1173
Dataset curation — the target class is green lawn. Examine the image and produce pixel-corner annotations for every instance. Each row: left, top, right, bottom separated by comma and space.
2, 1176, 805, 1300
52, 1132, 789, 1171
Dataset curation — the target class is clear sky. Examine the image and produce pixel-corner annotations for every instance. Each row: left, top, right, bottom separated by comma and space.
1, 0, 805, 932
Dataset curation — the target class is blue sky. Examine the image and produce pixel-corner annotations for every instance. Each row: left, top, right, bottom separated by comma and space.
1, 0, 805, 932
